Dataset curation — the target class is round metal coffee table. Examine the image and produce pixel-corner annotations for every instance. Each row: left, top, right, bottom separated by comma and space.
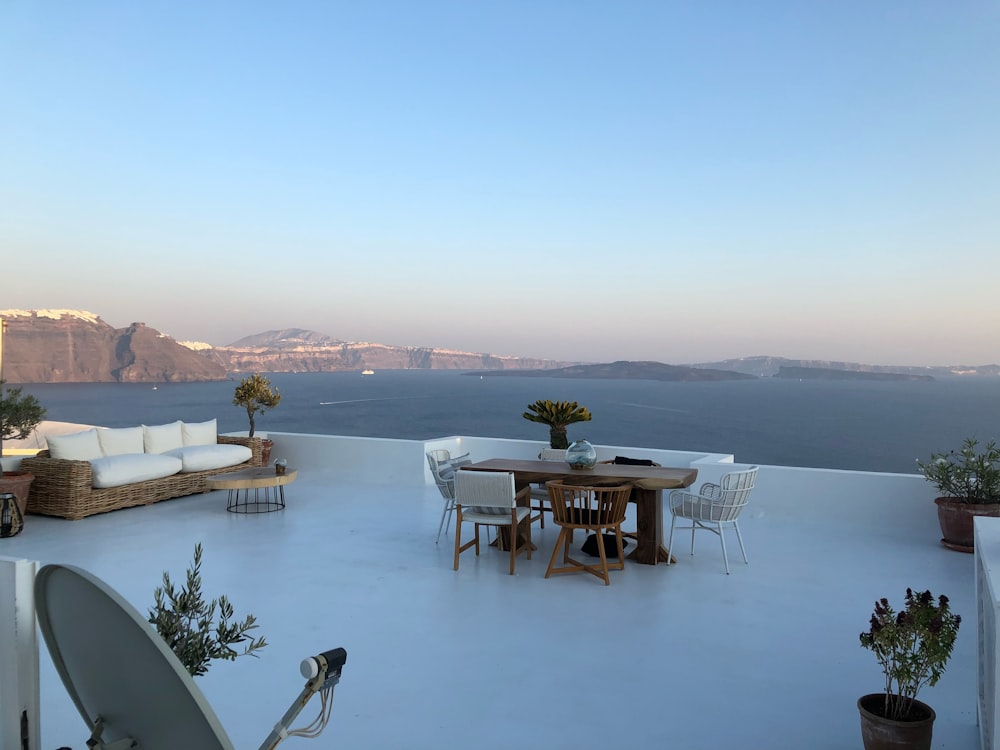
206, 467, 298, 513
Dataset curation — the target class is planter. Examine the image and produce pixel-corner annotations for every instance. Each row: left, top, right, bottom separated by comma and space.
858, 693, 935, 750
0, 471, 34, 516
934, 497, 1000, 552
259, 438, 274, 467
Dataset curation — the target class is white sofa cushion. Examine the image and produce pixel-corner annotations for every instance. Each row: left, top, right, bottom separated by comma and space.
143, 421, 184, 454
48, 429, 103, 461
165, 444, 252, 473
90, 453, 183, 489
182, 419, 217, 446
98, 426, 145, 456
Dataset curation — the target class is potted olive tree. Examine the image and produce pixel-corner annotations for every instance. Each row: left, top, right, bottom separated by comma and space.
917, 437, 1000, 552
233, 373, 281, 465
858, 588, 960, 750
0, 379, 46, 516
522, 399, 592, 450
148, 543, 267, 677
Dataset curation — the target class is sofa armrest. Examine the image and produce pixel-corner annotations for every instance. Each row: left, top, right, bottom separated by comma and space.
217, 435, 264, 466
21, 451, 94, 495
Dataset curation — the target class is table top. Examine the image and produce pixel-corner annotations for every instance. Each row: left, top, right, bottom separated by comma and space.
463, 458, 697, 490
206, 467, 298, 490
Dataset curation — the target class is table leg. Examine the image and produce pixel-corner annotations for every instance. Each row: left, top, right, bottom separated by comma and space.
628, 488, 676, 565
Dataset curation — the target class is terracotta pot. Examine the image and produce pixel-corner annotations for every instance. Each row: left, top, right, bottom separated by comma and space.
934, 497, 1000, 552
0, 471, 34, 516
259, 438, 274, 467
858, 693, 935, 750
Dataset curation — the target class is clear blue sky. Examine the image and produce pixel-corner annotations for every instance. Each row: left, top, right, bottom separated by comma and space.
2, 2, 998, 366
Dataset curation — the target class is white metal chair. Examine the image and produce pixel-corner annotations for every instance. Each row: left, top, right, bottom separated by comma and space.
666, 466, 758, 574
426, 450, 471, 544
529, 448, 567, 528
453, 470, 534, 575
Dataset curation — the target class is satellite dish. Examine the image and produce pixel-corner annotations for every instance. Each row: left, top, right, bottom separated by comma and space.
34, 563, 235, 750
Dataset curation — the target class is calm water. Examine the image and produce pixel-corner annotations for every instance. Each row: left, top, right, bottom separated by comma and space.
13, 371, 1000, 474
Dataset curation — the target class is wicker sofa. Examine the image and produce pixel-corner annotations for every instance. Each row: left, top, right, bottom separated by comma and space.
21, 427, 263, 520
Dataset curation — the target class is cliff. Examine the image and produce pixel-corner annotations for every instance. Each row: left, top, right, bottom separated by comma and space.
212, 329, 561, 373
0, 313, 565, 383
0, 310, 227, 383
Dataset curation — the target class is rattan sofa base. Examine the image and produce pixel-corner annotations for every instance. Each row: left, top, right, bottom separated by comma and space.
21, 436, 263, 520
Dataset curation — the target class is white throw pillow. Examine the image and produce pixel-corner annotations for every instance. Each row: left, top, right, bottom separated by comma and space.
142, 421, 184, 454
48, 429, 103, 461
90, 454, 183, 489
182, 419, 217, 447
97, 426, 145, 456
165, 444, 252, 473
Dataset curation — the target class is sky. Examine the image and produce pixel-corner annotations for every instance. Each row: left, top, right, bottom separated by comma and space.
2, 2, 999, 366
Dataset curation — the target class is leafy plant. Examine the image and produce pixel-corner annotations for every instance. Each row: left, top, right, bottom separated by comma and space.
859, 588, 960, 721
148, 543, 267, 677
916, 437, 1000, 504
232, 373, 281, 438
0, 379, 46, 476
523, 399, 592, 449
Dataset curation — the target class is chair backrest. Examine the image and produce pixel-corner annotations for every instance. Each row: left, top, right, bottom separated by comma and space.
713, 467, 758, 521
545, 481, 632, 527
426, 449, 451, 473
538, 448, 567, 461
454, 471, 517, 514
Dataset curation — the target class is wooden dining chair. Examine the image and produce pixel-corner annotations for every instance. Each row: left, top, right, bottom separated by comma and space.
453, 470, 534, 575
544, 481, 632, 586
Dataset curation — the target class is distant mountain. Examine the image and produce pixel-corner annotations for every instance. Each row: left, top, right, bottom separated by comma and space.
775, 366, 934, 382
690, 355, 1000, 378
0, 309, 227, 383
0, 312, 568, 382
227, 328, 344, 348
213, 329, 565, 373
469, 360, 756, 382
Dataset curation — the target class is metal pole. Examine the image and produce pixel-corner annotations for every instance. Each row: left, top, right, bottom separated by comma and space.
0, 317, 6, 383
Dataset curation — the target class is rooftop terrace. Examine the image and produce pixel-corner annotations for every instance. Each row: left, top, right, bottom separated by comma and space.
0, 432, 987, 749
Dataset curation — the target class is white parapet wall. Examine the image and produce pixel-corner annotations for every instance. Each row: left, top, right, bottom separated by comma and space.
0, 557, 39, 750
976, 517, 1000, 750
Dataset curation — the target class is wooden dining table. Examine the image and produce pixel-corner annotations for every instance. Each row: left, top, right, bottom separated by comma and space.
460, 459, 698, 565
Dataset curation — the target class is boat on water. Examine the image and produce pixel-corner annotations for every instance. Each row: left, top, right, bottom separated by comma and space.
361, 369, 375, 376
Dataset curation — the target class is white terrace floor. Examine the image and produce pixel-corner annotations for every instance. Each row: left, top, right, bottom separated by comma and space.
0, 434, 984, 750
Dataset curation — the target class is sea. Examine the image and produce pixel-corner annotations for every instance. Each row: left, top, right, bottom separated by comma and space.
12, 370, 1000, 474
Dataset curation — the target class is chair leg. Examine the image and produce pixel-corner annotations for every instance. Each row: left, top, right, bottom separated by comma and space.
596, 528, 610, 586
666, 514, 677, 566
509, 510, 517, 575
436, 499, 453, 544
717, 522, 731, 575
545, 529, 571, 578
690, 520, 697, 555
734, 521, 749, 565
453, 509, 462, 570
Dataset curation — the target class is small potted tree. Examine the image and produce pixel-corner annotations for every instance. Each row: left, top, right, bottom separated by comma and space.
522, 399, 592, 450
148, 543, 267, 677
858, 588, 960, 750
0, 379, 46, 516
233, 373, 281, 465
917, 437, 1000, 552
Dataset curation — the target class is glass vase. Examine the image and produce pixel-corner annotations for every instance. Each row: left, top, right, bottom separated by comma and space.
565, 439, 597, 469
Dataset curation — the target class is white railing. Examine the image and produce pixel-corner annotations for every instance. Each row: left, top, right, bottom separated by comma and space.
976, 517, 1000, 750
